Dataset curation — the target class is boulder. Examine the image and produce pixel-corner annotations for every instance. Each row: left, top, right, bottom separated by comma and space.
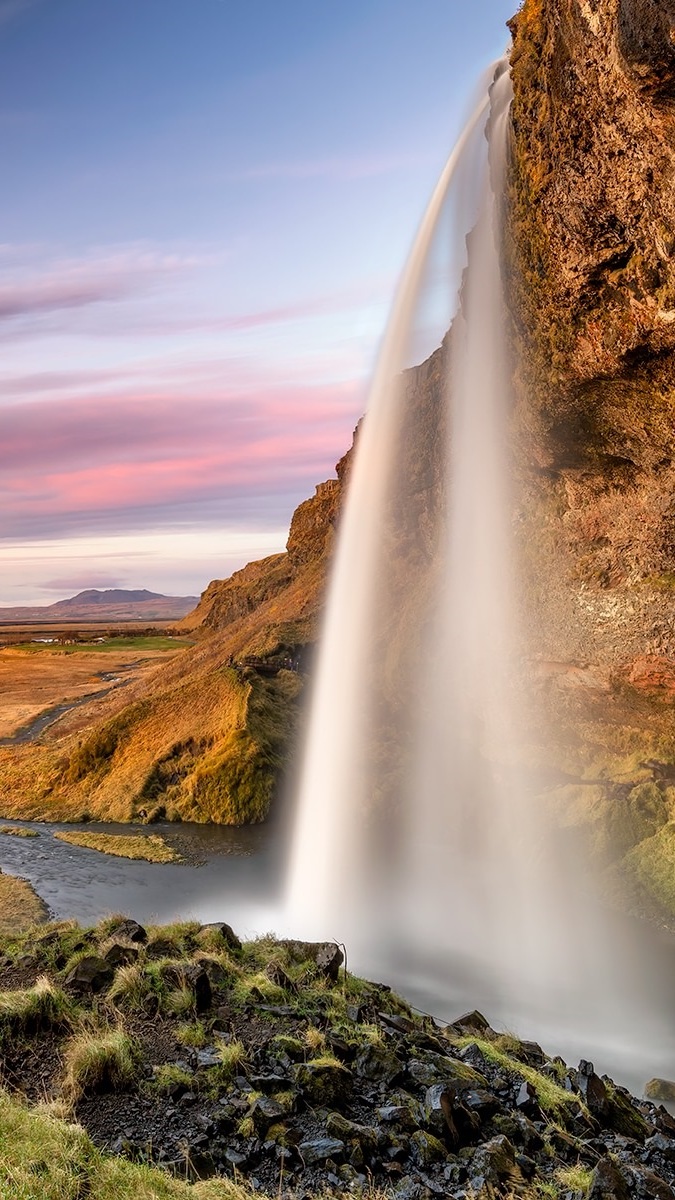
279, 939, 344, 980
298, 1138, 345, 1165
294, 1060, 353, 1106
589, 1156, 631, 1200
469, 1135, 521, 1191
408, 1130, 448, 1168
249, 1095, 286, 1133
103, 941, 140, 968
65, 955, 114, 994
197, 922, 241, 951
354, 1042, 402, 1085
111, 919, 147, 944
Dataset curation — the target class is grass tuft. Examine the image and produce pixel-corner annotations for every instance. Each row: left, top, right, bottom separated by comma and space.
62, 1027, 140, 1101
0, 977, 72, 1040
54, 830, 182, 864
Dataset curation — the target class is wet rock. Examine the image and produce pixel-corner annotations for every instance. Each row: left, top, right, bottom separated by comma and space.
354, 1042, 402, 1085
111, 918, 147, 944
197, 922, 241, 950
65, 955, 114, 994
424, 1084, 460, 1146
447, 1010, 492, 1035
377, 1104, 420, 1132
249, 1073, 293, 1094
326, 1113, 380, 1155
249, 1095, 286, 1133
298, 1137, 345, 1165
469, 1135, 521, 1191
607, 1084, 651, 1140
589, 1155, 631, 1200
103, 941, 140, 968
646, 1079, 675, 1103
407, 1052, 484, 1091
280, 939, 344, 980
646, 1132, 675, 1164
409, 1130, 448, 1168
629, 1166, 675, 1199
294, 1060, 353, 1106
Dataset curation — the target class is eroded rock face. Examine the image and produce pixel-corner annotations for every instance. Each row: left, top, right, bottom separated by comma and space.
508, 0, 675, 672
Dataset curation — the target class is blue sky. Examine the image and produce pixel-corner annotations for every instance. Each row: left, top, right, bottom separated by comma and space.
0, 0, 516, 604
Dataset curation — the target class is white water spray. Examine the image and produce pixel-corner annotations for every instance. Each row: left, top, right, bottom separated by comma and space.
284, 59, 673, 1081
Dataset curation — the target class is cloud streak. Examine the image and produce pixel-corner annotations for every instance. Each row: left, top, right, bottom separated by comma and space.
0, 381, 362, 539
0, 248, 201, 322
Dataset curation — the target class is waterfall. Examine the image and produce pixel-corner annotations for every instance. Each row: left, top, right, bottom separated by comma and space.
283, 57, 670, 1082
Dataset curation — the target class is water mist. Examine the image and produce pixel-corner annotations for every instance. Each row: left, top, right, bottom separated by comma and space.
284, 58, 675, 1087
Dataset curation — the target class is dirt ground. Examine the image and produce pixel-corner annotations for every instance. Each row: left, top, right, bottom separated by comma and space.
0, 646, 182, 739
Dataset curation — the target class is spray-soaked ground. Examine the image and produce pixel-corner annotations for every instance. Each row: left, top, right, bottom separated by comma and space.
3, 816, 675, 1098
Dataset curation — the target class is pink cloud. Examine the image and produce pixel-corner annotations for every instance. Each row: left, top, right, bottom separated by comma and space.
0, 381, 362, 538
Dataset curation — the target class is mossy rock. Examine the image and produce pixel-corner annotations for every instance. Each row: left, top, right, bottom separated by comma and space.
294, 1059, 353, 1106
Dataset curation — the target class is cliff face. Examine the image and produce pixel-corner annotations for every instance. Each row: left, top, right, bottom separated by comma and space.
0, 465, 349, 826
506, 0, 675, 922
508, 0, 675, 671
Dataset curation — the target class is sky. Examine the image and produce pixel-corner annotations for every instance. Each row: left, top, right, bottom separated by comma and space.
0, 0, 516, 606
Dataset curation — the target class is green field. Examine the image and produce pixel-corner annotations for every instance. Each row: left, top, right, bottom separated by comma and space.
12, 636, 193, 654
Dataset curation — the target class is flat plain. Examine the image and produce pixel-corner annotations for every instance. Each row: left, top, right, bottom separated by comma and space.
0, 633, 192, 740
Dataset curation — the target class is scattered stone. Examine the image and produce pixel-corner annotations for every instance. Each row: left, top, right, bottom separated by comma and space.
589, 1155, 631, 1200
103, 941, 140, 968
197, 922, 241, 950
111, 918, 147, 944
294, 1060, 353, 1106
299, 1138, 345, 1165
409, 1130, 448, 1167
65, 955, 114, 994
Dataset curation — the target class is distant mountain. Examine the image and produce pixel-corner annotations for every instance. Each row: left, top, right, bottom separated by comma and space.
0, 589, 199, 624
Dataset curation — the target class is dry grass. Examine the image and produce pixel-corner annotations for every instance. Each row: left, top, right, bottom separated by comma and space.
0, 1088, 258, 1199
0, 644, 180, 739
0, 824, 38, 837
61, 1027, 140, 1101
0, 870, 47, 933
53, 831, 182, 864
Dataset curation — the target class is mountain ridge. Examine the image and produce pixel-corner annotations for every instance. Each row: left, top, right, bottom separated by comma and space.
0, 588, 199, 624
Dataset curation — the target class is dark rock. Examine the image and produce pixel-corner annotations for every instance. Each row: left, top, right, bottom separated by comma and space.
377, 1104, 420, 1132
409, 1130, 448, 1168
470, 1135, 521, 1190
161, 962, 212, 1012
354, 1042, 402, 1085
378, 1011, 417, 1034
294, 1060, 353, 1106
298, 1138, 345, 1165
265, 962, 294, 991
65, 955, 114, 994
346, 1003, 365, 1023
326, 1113, 380, 1154
249, 1095, 286, 1133
392, 1176, 434, 1200
198, 958, 229, 987
103, 941, 140, 968
462, 1087, 503, 1121
197, 922, 241, 950
195, 1047, 222, 1069
577, 1061, 611, 1121
447, 1010, 492, 1035
424, 1084, 460, 1146
279, 939, 344, 981
249, 1074, 293, 1094
629, 1166, 675, 1199
407, 1052, 484, 1091
145, 938, 177, 960
589, 1155, 631, 1200
111, 918, 147, 944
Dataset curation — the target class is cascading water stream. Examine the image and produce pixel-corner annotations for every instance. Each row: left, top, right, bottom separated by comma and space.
283, 58, 675, 1084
